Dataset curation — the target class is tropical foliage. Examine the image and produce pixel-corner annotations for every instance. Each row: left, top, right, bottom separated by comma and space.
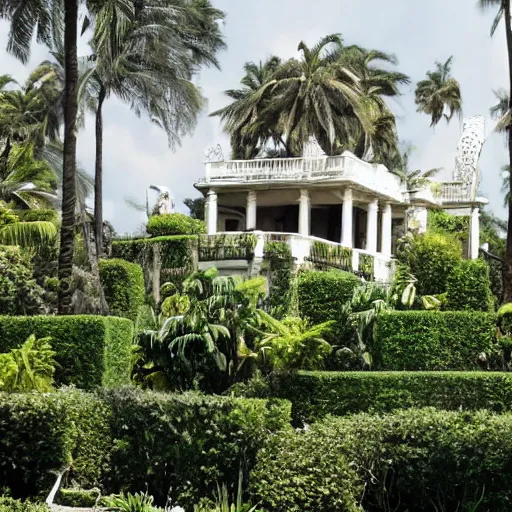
415, 56, 462, 127
212, 34, 409, 166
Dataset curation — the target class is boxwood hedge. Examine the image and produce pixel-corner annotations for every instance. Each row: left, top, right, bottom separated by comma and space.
0, 315, 133, 389
373, 311, 497, 370
269, 371, 512, 424
146, 213, 205, 237
99, 259, 145, 320
0, 389, 291, 507
251, 408, 512, 512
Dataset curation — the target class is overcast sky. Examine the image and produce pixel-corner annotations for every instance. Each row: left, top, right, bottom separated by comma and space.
0, 0, 508, 233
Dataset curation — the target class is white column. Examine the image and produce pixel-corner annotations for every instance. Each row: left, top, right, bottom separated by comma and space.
470, 207, 480, 260
298, 189, 311, 237
367, 198, 379, 254
341, 188, 353, 247
381, 203, 393, 256
246, 191, 257, 230
206, 190, 217, 235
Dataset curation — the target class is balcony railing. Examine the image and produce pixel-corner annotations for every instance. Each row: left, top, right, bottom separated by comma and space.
199, 231, 394, 282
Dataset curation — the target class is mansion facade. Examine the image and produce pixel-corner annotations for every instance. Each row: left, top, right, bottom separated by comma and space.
195, 116, 487, 282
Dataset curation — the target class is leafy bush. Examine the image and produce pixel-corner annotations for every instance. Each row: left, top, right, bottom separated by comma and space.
15, 209, 58, 223
373, 311, 497, 370
427, 209, 468, 241
0, 498, 49, 512
269, 371, 512, 424
146, 213, 205, 237
0, 390, 111, 499
102, 492, 159, 512
57, 488, 100, 508
0, 245, 45, 315
249, 425, 362, 512
0, 315, 133, 389
297, 270, 360, 343
446, 258, 494, 311
252, 408, 512, 512
396, 231, 462, 295
101, 388, 291, 508
99, 259, 145, 320
497, 302, 512, 335
0, 335, 55, 392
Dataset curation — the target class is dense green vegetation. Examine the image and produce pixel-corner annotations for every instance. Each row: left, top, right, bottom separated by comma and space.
268, 371, 512, 423
0, 315, 133, 388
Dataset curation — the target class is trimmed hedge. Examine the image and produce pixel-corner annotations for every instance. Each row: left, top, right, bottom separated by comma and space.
270, 371, 512, 424
373, 311, 497, 370
0, 499, 49, 512
0, 390, 110, 500
0, 389, 291, 507
99, 259, 145, 320
101, 388, 291, 507
251, 408, 512, 512
0, 315, 133, 389
446, 258, 494, 311
146, 213, 205, 237
298, 270, 360, 342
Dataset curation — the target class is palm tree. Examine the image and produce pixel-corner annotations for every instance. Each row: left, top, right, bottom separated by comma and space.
0, 0, 81, 313
491, 89, 511, 135
480, 0, 512, 301
389, 144, 441, 190
210, 56, 284, 159
415, 56, 462, 127
89, 0, 224, 258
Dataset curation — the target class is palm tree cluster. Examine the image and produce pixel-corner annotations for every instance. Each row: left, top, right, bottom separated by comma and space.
211, 34, 410, 166
0, 0, 225, 313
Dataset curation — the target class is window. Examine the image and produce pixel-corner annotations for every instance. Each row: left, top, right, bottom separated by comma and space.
225, 219, 239, 232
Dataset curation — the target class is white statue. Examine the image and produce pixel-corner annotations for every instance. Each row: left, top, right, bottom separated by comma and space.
147, 185, 175, 217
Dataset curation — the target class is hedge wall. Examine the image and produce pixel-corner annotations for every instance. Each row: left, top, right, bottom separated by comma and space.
0, 389, 291, 508
270, 371, 512, 424
99, 259, 145, 320
373, 311, 497, 370
446, 258, 494, 312
0, 315, 133, 389
298, 270, 360, 343
250, 408, 512, 512
0, 390, 110, 500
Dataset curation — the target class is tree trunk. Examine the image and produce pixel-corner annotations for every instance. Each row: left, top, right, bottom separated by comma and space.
58, 0, 79, 314
504, 0, 512, 302
94, 85, 107, 260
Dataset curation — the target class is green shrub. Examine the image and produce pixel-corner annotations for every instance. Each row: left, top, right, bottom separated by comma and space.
0, 246, 45, 315
446, 258, 494, 311
297, 270, 360, 343
57, 488, 100, 508
0, 315, 133, 389
250, 425, 361, 512
252, 409, 512, 512
146, 213, 205, 237
99, 259, 145, 320
498, 303, 512, 335
101, 388, 291, 508
15, 209, 58, 223
269, 371, 512, 424
428, 209, 469, 241
0, 498, 49, 511
373, 311, 497, 370
0, 390, 110, 500
396, 231, 462, 295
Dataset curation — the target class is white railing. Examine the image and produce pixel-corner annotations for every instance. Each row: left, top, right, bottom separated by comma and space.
438, 181, 471, 203
206, 231, 394, 282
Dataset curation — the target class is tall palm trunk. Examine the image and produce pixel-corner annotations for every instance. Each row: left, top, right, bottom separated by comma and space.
503, 0, 512, 303
94, 84, 106, 260
58, 0, 79, 314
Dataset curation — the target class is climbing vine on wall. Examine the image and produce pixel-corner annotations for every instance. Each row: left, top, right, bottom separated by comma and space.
264, 241, 295, 319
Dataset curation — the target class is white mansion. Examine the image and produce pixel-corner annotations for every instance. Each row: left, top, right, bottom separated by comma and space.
195, 116, 487, 282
